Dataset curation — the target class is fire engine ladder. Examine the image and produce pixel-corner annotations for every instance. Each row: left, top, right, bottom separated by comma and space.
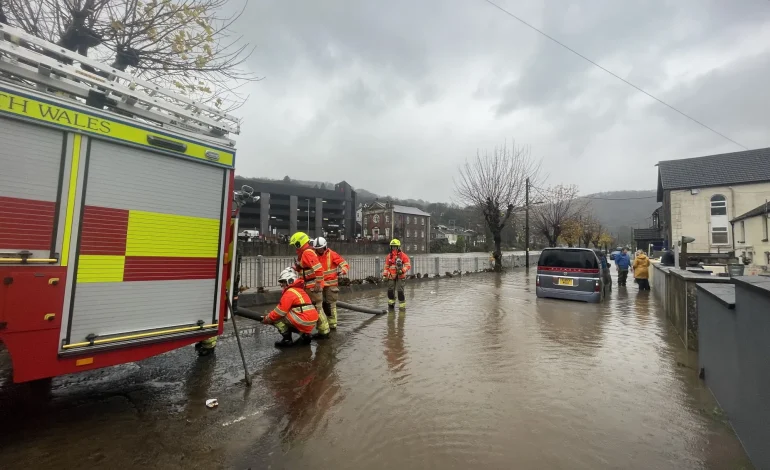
0, 22, 240, 139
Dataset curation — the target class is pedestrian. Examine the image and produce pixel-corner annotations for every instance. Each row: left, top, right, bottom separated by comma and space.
260, 267, 319, 347
289, 231, 331, 339
633, 250, 651, 291
312, 236, 349, 330
383, 238, 411, 309
615, 247, 631, 286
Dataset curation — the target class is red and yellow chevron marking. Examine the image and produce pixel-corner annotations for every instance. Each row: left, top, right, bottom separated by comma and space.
77, 206, 220, 283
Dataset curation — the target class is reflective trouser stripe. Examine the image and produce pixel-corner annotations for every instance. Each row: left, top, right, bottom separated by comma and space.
288, 309, 317, 328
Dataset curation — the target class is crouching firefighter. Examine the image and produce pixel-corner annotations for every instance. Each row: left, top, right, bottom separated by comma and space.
312, 237, 349, 329
383, 239, 411, 309
290, 231, 331, 339
260, 267, 320, 347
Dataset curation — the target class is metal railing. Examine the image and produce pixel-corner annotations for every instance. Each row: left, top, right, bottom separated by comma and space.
239, 253, 540, 290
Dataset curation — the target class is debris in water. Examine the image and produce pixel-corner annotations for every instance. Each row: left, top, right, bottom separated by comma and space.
205, 398, 218, 409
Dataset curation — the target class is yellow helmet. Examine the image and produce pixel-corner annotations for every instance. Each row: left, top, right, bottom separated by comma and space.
289, 232, 310, 248
389, 238, 401, 248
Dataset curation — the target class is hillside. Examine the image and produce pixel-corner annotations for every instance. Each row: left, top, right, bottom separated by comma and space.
581, 190, 660, 242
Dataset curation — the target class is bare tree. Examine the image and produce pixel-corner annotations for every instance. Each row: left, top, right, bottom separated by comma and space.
454, 141, 542, 271
4, 0, 260, 110
578, 213, 602, 248
532, 184, 586, 247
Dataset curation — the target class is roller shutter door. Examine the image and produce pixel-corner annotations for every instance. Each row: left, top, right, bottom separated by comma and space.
67, 139, 226, 344
0, 116, 64, 259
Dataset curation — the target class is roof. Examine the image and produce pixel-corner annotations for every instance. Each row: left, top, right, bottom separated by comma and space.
633, 228, 663, 240
392, 205, 431, 217
656, 147, 770, 201
731, 202, 770, 223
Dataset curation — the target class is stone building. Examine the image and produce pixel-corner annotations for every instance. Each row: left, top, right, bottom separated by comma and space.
361, 201, 431, 253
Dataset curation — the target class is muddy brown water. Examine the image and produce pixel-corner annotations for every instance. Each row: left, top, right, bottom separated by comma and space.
0, 270, 753, 469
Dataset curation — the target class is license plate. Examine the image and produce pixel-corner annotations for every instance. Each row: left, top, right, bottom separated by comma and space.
558, 278, 574, 286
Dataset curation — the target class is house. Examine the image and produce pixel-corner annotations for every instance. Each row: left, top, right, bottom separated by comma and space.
431, 225, 485, 247
656, 147, 770, 255
361, 201, 431, 253
633, 206, 665, 252
731, 202, 770, 274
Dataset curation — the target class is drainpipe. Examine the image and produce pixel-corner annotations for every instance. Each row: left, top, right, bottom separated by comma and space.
728, 186, 736, 220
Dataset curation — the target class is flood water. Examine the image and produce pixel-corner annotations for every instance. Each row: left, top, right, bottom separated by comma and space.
0, 269, 753, 469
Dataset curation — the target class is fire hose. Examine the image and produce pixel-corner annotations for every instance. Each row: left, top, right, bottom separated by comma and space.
235, 301, 386, 321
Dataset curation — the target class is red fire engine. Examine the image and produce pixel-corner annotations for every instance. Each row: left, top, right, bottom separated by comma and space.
0, 23, 244, 383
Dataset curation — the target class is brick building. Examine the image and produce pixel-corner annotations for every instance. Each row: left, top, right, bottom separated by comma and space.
361, 201, 431, 253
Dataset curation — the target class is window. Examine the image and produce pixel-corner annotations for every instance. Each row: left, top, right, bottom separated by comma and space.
363, 216, 368, 225
364, 228, 368, 237
710, 195, 727, 216
421, 230, 425, 238
385, 215, 389, 223
413, 244, 417, 251
422, 218, 425, 226
385, 228, 390, 238
406, 229, 410, 237
711, 227, 729, 245
406, 216, 411, 224
373, 214, 380, 223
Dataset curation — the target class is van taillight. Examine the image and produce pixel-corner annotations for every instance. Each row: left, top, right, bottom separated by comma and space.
594, 281, 600, 292
536, 276, 540, 286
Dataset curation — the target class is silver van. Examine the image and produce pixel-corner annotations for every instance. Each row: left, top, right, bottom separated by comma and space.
536, 248, 607, 303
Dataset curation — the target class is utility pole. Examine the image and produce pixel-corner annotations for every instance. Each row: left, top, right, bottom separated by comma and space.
525, 177, 530, 269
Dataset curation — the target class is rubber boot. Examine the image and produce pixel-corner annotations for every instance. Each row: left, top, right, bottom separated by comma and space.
388, 287, 395, 309
297, 333, 312, 345
275, 331, 294, 348
312, 331, 330, 340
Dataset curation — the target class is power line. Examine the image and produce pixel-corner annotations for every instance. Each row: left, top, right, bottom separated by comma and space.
481, 0, 749, 150
584, 195, 657, 201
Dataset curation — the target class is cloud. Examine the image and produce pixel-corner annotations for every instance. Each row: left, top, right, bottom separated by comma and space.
229, 0, 770, 202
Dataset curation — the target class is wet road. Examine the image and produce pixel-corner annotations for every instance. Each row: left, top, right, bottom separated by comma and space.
0, 269, 753, 469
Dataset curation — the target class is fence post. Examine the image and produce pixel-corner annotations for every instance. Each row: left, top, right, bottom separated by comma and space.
375, 257, 381, 279
475, 257, 479, 272
457, 257, 462, 273
256, 255, 264, 289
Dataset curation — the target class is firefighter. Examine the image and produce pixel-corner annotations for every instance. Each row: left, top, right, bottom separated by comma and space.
261, 267, 320, 347
289, 231, 331, 338
382, 238, 411, 309
311, 236, 350, 330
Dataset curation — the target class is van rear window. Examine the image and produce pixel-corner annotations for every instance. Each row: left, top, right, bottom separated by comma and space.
538, 250, 599, 269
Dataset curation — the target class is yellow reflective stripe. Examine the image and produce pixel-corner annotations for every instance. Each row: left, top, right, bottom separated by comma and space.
77, 255, 125, 283
126, 210, 219, 257
271, 307, 287, 318
311, 263, 322, 271
0, 89, 234, 166
288, 310, 316, 327
287, 288, 305, 302
325, 279, 338, 286
61, 134, 82, 266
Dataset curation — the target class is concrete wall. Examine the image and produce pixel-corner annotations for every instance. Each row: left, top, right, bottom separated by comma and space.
698, 277, 770, 469
663, 269, 730, 350
651, 263, 669, 304
669, 182, 770, 253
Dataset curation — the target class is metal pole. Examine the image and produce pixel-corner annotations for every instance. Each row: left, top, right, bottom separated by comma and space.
226, 296, 252, 387
307, 199, 310, 231
525, 177, 530, 269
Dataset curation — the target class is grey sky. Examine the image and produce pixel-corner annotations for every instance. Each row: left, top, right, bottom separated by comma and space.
230, 0, 770, 202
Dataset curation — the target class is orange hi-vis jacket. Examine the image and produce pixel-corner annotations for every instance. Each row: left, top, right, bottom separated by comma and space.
296, 244, 324, 290
383, 251, 411, 280
319, 248, 349, 287
267, 280, 319, 334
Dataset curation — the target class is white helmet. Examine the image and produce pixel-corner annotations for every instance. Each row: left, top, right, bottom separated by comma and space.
311, 236, 328, 251
278, 267, 298, 286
